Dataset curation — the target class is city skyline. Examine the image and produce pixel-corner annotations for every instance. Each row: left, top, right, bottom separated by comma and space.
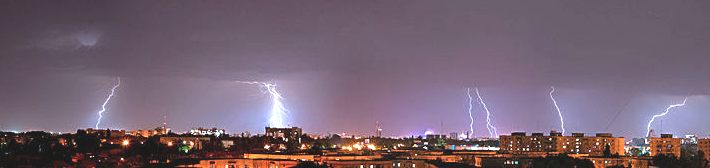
2, 0, 710, 139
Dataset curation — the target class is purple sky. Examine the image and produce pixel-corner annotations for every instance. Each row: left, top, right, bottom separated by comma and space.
1, 0, 710, 138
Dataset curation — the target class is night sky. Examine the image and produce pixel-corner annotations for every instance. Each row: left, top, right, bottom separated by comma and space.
1, 0, 710, 138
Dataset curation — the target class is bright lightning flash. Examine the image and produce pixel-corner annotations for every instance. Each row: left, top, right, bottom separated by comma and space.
466, 88, 475, 138
239, 81, 289, 128
474, 88, 498, 138
646, 97, 688, 137
95, 77, 121, 129
549, 86, 565, 135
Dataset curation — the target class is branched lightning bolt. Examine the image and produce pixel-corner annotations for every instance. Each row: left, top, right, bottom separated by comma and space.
238, 81, 289, 128
549, 86, 565, 135
474, 88, 498, 138
95, 77, 121, 129
646, 97, 688, 137
466, 88, 475, 138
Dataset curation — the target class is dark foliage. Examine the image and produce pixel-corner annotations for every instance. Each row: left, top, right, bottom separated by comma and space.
292, 161, 328, 168
652, 153, 707, 168
532, 154, 594, 168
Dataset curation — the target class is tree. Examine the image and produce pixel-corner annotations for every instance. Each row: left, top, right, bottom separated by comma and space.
698, 150, 708, 167
75, 132, 100, 153
686, 150, 707, 168
603, 144, 612, 158
652, 154, 682, 168
629, 148, 643, 156
533, 154, 594, 168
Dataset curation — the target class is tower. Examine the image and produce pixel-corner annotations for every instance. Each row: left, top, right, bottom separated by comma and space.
161, 114, 170, 134
375, 121, 382, 137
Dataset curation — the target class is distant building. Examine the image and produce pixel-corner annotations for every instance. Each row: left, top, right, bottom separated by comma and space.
82, 128, 127, 139
499, 132, 625, 156
189, 127, 225, 137
449, 132, 459, 140
159, 136, 211, 150
425, 134, 448, 147
682, 135, 698, 145
648, 134, 681, 157
129, 127, 169, 138
264, 127, 303, 150
265, 127, 302, 143
629, 138, 646, 146
425, 134, 447, 140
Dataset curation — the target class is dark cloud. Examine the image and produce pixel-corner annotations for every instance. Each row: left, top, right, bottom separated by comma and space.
1, 0, 709, 137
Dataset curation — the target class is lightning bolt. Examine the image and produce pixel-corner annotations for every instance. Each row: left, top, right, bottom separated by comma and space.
549, 86, 565, 135
466, 88, 475, 138
95, 77, 121, 129
646, 97, 688, 137
238, 81, 289, 128
474, 88, 498, 138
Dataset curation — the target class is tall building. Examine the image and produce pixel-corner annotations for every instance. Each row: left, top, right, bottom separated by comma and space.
375, 121, 382, 137
648, 134, 681, 157
500, 132, 625, 156
698, 138, 710, 160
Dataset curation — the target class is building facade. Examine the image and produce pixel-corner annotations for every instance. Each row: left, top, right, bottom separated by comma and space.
500, 132, 625, 156
698, 138, 710, 160
648, 134, 681, 157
